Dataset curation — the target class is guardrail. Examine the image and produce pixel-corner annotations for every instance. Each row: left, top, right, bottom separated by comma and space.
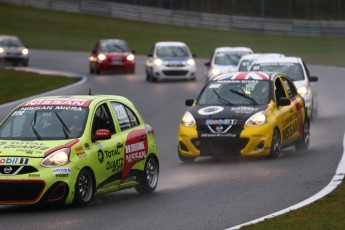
3, 0, 345, 37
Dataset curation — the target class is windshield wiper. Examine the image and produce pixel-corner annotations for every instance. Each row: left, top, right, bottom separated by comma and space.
230, 89, 258, 105
30, 111, 41, 140
55, 112, 70, 139
212, 89, 234, 106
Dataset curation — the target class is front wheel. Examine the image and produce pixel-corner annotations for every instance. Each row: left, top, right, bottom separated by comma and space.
135, 157, 159, 194
74, 168, 94, 206
267, 128, 281, 159
295, 121, 310, 151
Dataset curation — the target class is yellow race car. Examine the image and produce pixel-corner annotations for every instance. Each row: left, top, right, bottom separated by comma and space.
178, 71, 309, 162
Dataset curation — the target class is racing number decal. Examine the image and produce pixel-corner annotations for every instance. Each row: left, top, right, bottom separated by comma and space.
122, 129, 148, 181
291, 98, 304, 138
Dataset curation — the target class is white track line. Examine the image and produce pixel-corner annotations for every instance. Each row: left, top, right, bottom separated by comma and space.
226, 133, 345, 230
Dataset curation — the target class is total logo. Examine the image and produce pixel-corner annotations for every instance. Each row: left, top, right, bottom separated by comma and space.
0, 157, 29, 165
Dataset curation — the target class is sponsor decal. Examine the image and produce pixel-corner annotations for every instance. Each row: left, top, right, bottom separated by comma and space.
122, 129, 148, 181
201, 133, 237, 138
2, 142, 50, 151
205, 119, 237, 134
98, 149, 104, 163
75, 146, 84, 152
231, 106, 259, 114
106, 158, 124, 172
0, 157, 29, 165
77, 151, 87, 159
22, 98, 92, 107
29, 174, 40, 178
198, 106, 224, 115
282, 113, 298, 140
52, 168, 71, 175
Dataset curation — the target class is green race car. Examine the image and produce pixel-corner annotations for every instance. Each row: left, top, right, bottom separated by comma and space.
0, 95, 159, 206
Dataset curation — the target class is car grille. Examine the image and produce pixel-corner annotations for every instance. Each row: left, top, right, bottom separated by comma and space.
0, 180, 45, 202
163, 70, 188, 76
0, 166, 38, 175
192, 138, 249, 156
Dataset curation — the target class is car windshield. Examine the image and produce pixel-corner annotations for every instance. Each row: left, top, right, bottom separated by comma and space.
238, 59, 256, 71
100, 42, 129, 52
198, 80, 271, 106
214, 51, 251, 66
0, 38, 23, 47
251, 62, 305, 81
0, 106, 88, 140
156, 46, 190, 58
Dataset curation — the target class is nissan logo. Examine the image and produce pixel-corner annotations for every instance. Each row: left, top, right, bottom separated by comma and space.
4, 167, 12, 174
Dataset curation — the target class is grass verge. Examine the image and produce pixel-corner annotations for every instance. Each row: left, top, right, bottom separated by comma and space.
0, 68, 79, 104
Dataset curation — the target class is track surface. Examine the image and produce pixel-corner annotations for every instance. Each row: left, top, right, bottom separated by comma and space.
0, 50, 344, 230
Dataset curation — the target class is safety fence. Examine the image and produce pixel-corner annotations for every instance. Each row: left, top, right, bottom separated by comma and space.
2, 0, 345, 37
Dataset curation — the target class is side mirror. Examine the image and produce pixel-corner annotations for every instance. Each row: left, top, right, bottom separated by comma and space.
278, 97, 291, 106
94, 129, 111, 140
192, 54, 196, 58
309, 76, 318, 82
185, 99, 195, 106
131, 50, 136, 54
147, 54, 153, 57
204, 62, 210, 67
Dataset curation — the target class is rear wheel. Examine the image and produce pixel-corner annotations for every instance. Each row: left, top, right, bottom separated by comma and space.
268, 128, 281, 158
135, 157, 159, 194
74, 168, 94, 206
295, 121, 310, 151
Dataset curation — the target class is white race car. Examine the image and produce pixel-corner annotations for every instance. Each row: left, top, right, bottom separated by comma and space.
250, 57, 318, 120
204, 47, 253, 82
145, 41, 196, 82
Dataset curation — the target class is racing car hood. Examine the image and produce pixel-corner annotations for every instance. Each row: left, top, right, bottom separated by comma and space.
0, 139, 78, 158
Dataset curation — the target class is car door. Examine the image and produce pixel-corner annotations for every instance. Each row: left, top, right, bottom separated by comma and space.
274, 75, 296, 146
89, 102, 125, 192
110, 102, 148, 186
281, 76, 305, 142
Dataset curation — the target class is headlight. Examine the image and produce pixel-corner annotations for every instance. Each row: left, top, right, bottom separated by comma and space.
246, 111, 267, 126
297, 86, 308, 96
153, 58, 163, 66
41, 148, 70, 167
97, 53, 106, 61
182, 111, 196, 127
126, 53, 135, 61
0, 47, 4, 53
22, 48, 29, 55
211, 68, 221, 77
187, 58, 195, 66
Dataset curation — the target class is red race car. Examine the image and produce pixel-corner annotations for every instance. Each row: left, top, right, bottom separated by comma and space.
89, 39, 135, 74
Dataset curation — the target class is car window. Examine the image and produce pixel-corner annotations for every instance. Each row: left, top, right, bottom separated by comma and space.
282, 77, 298, 99
111, 102, 140, 131
156, 46, 190, 57
92, 103, 115, 137
99, 41, 129, 52
197, 80, 270, 106
251, 62, 305, 81
0, 38, 22, 47
274, 77, 287, 102
0, 106, 88, 140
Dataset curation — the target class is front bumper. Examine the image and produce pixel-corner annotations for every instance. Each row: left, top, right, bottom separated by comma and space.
178, 123, 274, 158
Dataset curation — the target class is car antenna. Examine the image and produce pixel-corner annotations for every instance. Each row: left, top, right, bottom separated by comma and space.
88, 89, 92, 95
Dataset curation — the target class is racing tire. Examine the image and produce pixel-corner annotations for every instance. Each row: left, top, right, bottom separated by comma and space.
267, 128, 281, 159
74, 168, 95, 206
89, 66, 94, 74
135, 157, 159, 194
295, 121, 310, 151
178, 149, 195, 163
